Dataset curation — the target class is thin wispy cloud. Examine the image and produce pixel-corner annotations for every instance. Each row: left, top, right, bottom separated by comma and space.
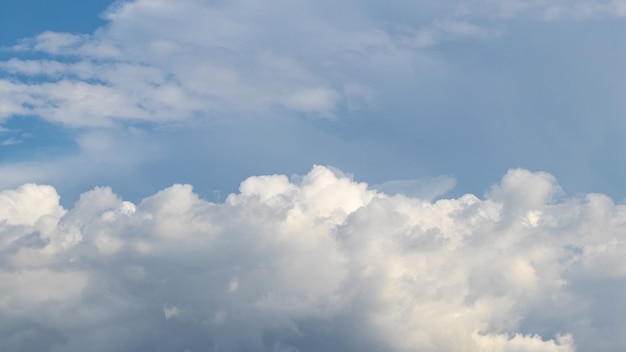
5, 0, 619, 127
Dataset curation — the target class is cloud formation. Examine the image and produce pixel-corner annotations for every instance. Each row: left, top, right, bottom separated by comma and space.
1, 165, 625, 351
2, 3, 626, 348
4, 0, 626, 203
2, 0, 624, 127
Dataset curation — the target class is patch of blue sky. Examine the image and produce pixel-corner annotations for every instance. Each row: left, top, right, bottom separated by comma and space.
0, 0, 113, 46
0, 115, 78, 163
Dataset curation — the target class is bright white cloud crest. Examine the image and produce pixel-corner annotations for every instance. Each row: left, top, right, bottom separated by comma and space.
1, 165, 625, 351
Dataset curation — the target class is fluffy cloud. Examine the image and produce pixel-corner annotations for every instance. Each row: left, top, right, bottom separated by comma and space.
1, 165, 625, 351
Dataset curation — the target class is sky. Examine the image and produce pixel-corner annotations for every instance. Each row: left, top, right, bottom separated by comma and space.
1, 0, 626, 351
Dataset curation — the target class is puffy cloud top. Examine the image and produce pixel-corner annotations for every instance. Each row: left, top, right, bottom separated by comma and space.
0, 184, 65, 226
1, 166, 625, 351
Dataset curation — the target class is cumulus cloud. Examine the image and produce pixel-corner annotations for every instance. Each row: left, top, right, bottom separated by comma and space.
1, 165, 625, 351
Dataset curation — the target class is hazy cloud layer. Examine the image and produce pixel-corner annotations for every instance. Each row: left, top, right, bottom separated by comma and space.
3, 0, 626, 202
1, 166, 625, 351
2, 0, 625, 126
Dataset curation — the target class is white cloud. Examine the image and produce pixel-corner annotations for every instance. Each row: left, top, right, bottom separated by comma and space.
372, 174, 456, 200
0, 183, 65, 226
1, 165, 626, 350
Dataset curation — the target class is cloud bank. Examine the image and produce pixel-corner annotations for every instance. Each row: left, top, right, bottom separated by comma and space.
1, 165, 625, 351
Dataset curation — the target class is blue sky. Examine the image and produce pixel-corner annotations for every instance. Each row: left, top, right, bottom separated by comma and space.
0, 0, 111, 43
2, 1, 626, 351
